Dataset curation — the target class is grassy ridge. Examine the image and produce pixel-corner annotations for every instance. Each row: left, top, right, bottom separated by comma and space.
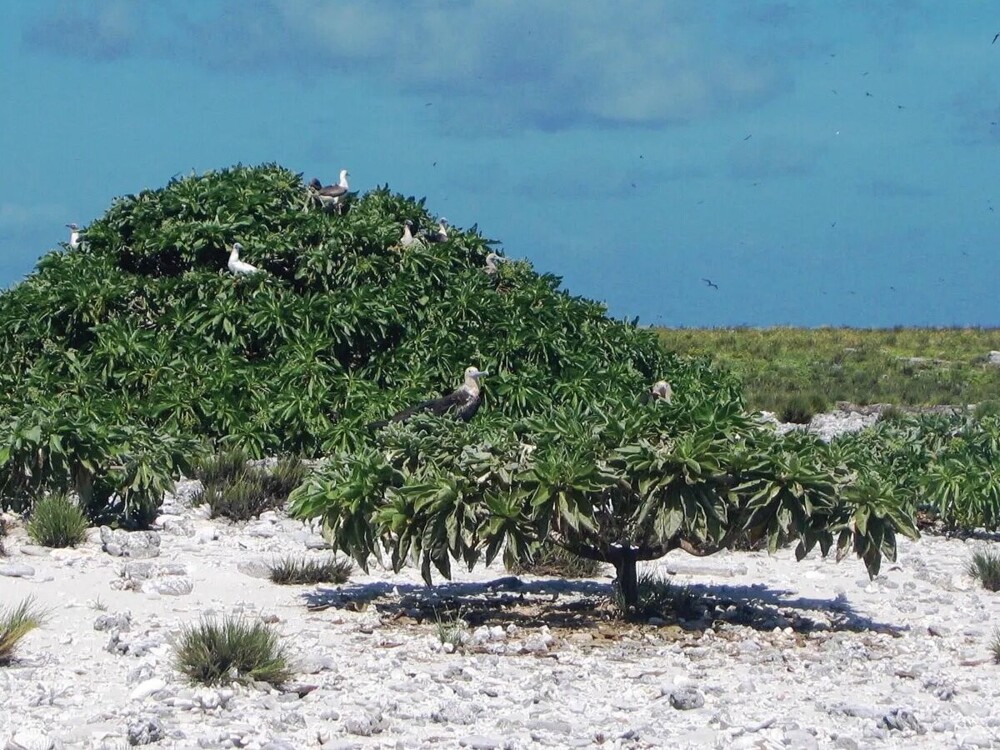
655, 327, 1000, 420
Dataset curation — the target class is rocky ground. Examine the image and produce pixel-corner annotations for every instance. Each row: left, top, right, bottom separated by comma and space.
1, 410, 999, 750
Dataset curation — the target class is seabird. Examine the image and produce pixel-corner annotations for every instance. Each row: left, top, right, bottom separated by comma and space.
484, 252, 507, 276
309, 169, 350, 211
650, 380, 673, 403
702, 278, 719, 290
369, 366, 488, 428
994, 32, 999, 45
400, 220, 418, 247
66, 223, 82, 249
227, 242, 263, 275
418, 218, 449, 243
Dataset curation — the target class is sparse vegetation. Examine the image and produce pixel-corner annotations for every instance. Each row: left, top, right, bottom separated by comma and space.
614, 571, 700, 621
0, 597, 47, 666
26, 494, 88, 548
173, 616, 292, 687
268, 555, 353, 585
656, 327, 1000, 414
967, 548, 1000, 592
194, 451, 307, 521
433, 608, 468, 651
506, 542, 603, 578
992, 629, 1000, 664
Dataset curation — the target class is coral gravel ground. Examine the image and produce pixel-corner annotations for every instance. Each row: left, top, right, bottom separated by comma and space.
1, 478, 999, 750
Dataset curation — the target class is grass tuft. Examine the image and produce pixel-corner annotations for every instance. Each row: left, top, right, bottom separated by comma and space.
614, 571, 701, 621
992, 629, 1000, 665
967, 547, 1000, 592
506, 542, 603, 578
193, 452, 308, 522
433, 607, 468, 651
173, 616, 292, 686
27, 494, 88, 548
268, 556, 353, 585
0, 597, 47, 665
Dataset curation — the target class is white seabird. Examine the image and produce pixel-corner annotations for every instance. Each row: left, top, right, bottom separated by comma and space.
484, 252, 507, 276
66, 223, 82, 249
400, 220, 418, 247
227, 242, 263, 275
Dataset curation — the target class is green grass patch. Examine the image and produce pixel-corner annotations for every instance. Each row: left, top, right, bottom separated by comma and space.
0, 597, 47, 666
656, 327, 1000, 413
614, 571, 700, 621
173, 616, 292, 686
27, 494, 88, 548
268, 555, 353, 585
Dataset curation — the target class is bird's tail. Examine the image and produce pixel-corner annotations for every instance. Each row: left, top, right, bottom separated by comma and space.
366, 419, 389, 432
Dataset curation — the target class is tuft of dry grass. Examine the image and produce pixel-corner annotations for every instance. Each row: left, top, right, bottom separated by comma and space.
268, 556, 353, 585
967, 547, 1000, 592
173, 616, 292, 687
0, 597, 48, 666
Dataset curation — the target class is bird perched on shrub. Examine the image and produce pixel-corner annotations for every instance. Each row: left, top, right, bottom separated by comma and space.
368, 366, 488, 429
418, 218, 449, 243
66, 223, 83, 249
400, 220, 418, 248
227, 242, 264, 275
642, 380, 673, 404
309, 169, 349, 211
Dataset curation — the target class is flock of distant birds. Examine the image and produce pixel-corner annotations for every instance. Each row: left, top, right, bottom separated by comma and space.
63, 170, 671, 428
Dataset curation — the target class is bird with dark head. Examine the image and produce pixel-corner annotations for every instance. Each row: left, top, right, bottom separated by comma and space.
309, 169, 350, 211
368, 366, 488, 429
66, 223, 82, 249
641, 380, 673, 405
418, 218, 449, 243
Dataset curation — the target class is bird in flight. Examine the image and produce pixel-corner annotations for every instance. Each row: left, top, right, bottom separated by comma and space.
702, 278, 719, 290
993, 32, 999, 44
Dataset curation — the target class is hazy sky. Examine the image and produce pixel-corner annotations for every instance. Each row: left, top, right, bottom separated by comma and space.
2, 1, 999, 327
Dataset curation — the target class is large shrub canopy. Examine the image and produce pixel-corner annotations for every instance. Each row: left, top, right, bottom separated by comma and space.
0, 164, 722, 517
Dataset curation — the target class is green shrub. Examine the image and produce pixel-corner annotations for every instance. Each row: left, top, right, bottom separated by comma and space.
174, 616, 292, 686
27, 494, 88, 548
778, 392, 826, 424
268, 555, 352, 585
0, 597, 47, 665
506, 542, 603, 578
968, 548, 1000, 592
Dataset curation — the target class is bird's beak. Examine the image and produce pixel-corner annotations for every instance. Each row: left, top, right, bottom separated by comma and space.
475, 370, 488, 378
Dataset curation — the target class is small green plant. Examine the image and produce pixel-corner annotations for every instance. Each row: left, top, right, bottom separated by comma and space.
614, 571, 701, 621
268, 555, 353, 585
27, 494, 88, 548
88, 595, 109, 612
433, 607, 468, 651
174, 616, 292, 686
506, 542, 603, 578
967, 547, 1000, 592
0, 597, 47, 665
992, 628, 1000, 664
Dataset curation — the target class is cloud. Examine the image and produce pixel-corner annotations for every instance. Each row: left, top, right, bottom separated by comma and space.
22, 1, 793, 132
23, 0, 144, 61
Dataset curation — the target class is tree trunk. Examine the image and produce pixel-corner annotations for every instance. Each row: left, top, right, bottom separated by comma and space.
615, 548, 639, 614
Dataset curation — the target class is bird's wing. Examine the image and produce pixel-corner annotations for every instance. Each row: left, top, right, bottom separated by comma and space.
318, 185, 347, 197
428, 389, 475, 416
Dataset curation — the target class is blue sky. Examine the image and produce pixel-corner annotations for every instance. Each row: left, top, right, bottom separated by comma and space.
2, 1, 999, 327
